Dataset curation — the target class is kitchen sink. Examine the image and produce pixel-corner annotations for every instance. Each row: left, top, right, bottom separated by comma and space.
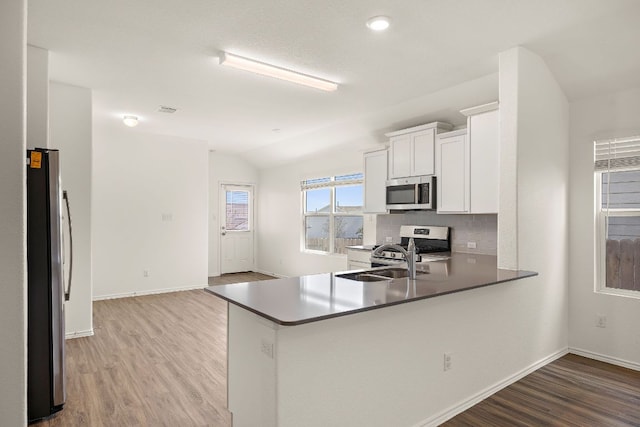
373, 268, 410, 279
336, 267, 414, 282
336, 273, 391, 282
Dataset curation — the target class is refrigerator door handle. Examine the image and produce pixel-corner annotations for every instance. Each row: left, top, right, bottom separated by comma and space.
63, 190, 73, 302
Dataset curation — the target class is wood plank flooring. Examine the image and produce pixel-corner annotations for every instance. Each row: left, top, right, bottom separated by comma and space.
443, 353, 640, 426
32, 272, 640, 426
33, 272, 273, 427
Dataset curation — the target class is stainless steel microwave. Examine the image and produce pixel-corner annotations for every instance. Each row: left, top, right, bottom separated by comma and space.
385, 175, 435, 210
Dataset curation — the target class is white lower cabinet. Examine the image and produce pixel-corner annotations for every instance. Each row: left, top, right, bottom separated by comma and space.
346, 248, 372, 270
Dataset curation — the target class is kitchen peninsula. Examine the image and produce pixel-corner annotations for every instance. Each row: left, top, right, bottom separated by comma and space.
205, 254, 536, 427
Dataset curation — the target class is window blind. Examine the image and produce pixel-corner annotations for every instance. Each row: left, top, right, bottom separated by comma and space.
301, 173, 363, 190
595, 136, 640, 171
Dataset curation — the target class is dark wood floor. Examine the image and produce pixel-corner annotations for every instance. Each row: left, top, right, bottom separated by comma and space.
443, 353, 640, 426
33, 272, 640, 427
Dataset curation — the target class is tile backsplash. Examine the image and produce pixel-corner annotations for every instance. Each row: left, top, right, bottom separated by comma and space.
375, 211, 497, 255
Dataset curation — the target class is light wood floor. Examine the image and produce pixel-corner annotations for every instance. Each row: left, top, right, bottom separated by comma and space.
33, 272, 273, 427
34, 273, 640, 426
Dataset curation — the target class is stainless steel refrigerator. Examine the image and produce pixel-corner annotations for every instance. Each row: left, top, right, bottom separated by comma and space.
27, 148, 72, 422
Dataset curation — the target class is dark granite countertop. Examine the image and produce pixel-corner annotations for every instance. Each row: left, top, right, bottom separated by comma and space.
204, 253, 537, 326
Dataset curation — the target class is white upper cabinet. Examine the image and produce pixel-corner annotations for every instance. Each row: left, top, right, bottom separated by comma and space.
363, 149, 388, 214
436, 129, 469, 213
435, 102, 499, 214
461, 102, 499, 214
389, 134, 412, 178
386, 122, 453, 179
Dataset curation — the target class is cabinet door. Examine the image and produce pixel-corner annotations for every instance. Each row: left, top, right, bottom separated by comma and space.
469, 109, 499, 213
436, 134, 469, 213
412, 128, 435, 176
346, 249, 372, 270
364, 150, 388, 213
389, 135, 411, 178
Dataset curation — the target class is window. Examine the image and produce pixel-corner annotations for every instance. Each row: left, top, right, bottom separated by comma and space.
225, 189, 250, 231
302, 173, 364, 254
595, 136, 640, 296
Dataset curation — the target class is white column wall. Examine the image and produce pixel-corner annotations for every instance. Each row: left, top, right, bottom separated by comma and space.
0, 0, 27, 424
569, 86, 640, 368
208, 152, 258, 277
50, 82, 93, 336
27, 45, 48, 150
498, 45, 570, 364
92, 127, 209, 299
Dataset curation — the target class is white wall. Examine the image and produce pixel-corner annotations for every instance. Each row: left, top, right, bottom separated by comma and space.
92, 127, 209, 299
257, 146, 363, 277
498, 45, 570, 366
50, 82, 93, 337
27, 45, 48, 150
0, 0, 27, 425
208, 152, 258, 276
569, 86, 640, 368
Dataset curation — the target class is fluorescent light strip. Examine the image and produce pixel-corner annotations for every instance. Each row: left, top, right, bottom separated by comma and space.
219, 52, 338, 92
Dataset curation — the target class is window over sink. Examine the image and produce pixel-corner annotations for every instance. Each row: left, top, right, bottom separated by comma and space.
302, 173, 364, 255
595, 136, 640, 298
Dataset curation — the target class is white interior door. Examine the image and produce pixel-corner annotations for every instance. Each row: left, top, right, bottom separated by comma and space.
220, 184, 254, 274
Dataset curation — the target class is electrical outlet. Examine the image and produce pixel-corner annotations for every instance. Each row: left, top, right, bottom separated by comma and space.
467, 241, 477, 249
385, 236, 393, 243
596, 315, 607, 328
143, 269, 150, 277
260, 339, 274, 358
443, 353, 452, 371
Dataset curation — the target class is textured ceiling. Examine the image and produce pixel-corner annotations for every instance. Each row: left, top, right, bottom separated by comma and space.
27, 0, 640, 168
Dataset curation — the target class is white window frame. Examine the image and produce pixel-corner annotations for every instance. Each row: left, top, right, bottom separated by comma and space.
301, 174, 364, 256
595, 170, 640, 299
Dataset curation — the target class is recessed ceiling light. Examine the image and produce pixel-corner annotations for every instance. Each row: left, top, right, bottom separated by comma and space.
123, 115, 139, 127
366, 16, 390, 31
219, 52, 338, 92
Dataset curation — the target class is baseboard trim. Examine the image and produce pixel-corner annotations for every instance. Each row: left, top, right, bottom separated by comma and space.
569, 347, 640, 372
65, 329, 94, 339
93, 284, 208, 301
416, 347, 569, 427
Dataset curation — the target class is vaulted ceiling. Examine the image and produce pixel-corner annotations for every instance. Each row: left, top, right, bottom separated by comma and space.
28, 0, 640, 167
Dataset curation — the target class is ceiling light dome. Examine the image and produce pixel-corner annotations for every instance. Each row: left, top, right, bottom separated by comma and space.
123, 115, 139, 127
366, 16, 390, 31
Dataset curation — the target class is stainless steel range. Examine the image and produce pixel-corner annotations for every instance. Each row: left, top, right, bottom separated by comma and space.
371, 225, 450, 266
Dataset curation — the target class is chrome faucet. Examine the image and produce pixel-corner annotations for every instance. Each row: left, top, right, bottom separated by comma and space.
372, 238, 417, 279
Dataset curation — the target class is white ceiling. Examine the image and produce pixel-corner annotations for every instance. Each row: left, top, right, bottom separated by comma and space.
27, 0, 640, 168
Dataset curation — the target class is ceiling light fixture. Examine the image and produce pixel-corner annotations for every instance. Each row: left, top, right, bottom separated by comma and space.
366, 16, 390, 31
219, 52, 338, 92
123, 115, 139, 127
